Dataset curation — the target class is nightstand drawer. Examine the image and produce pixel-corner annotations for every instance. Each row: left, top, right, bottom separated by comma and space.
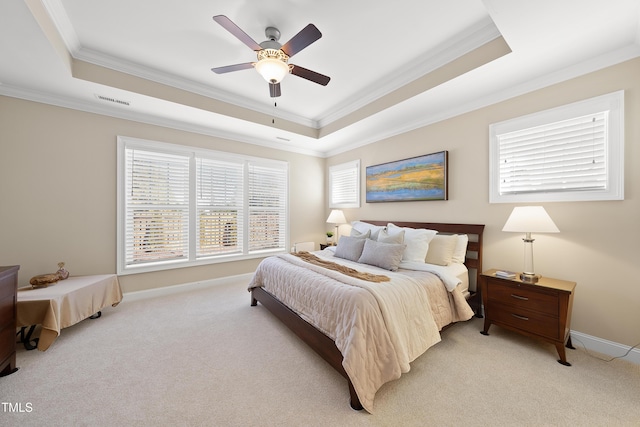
487, 281, 558, 317
489, 303, 559, 340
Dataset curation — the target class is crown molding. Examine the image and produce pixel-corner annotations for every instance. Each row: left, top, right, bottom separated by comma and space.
0, 84, 326, 158
40, 0, 501, 135
4, 42, 637, 160
39, 0, 320, 130
41, 0, 81, 53
74, 47, 320, 130
325, 44, 640, 157
317, 17, 502, 128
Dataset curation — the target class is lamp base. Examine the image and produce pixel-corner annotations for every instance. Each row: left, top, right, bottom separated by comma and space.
520, 272, 540, 283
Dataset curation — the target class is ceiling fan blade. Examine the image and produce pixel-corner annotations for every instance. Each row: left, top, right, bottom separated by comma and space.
280, 24, 322, 58
213, 15, 262, 51
269, 82, 281, 98
211, 62, 255, 74
290, 65, 330, 86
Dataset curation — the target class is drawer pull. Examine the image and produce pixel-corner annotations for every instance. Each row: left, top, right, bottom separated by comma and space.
511, 313, 529, 321
511, 294, 529, 301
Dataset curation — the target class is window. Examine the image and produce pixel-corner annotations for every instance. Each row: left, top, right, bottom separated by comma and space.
117, 136, 288, 275
329, 160, 360, 208
489, 91, 624, 203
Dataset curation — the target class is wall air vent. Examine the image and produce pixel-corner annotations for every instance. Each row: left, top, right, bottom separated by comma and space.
95, 94, 130, 106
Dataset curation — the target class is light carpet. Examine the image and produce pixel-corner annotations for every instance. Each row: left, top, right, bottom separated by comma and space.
1, 278, 639, 426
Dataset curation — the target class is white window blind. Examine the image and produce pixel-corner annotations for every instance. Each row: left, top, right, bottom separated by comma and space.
123, 148, 190, 266
489, 91, 624, 203
196, 157, 244, 258
498, 112, 607, 195
329, 160, 360, 208
118, 137, 289, 274
248, 162, 288, 252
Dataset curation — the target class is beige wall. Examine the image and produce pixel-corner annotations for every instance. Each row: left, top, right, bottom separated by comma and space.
1, 57, 638, 348
0, 98, 325, 294
328, 57, 640, 347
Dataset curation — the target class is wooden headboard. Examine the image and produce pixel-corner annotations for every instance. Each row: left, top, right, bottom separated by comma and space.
361, 220, 485, 291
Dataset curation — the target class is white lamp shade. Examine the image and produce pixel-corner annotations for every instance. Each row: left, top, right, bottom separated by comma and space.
254, 58, 289, 83
326, 209, 347, 224
502, 206, 559, 233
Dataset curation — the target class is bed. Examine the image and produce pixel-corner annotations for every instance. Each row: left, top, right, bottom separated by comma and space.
248, 220, 484, 412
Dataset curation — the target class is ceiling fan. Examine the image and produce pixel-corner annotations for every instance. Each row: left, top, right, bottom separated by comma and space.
211, 15, 330, 98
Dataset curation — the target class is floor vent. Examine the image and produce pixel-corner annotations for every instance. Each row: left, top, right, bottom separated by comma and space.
95, 94, 130, 106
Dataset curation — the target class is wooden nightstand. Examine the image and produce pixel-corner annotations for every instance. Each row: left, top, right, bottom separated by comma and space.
479, 269, 576, 366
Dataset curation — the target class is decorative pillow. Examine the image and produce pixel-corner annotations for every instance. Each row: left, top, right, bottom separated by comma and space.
377, 227, 405, 244
425, 234, 458, 266
387, 223, 437, 262
452, 234, 469, 264
350, 220, 384, 241
334, 236, 367, 262
349, 228, 371, 239
357, 239, 406, 271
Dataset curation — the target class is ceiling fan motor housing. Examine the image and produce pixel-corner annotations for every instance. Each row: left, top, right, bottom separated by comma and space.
264, 26, 281, 42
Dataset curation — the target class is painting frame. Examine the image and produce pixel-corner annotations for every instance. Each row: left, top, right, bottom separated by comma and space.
366, 151, 448, 203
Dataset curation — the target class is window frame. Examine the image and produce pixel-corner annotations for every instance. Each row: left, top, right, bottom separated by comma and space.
329, 160, 360, 209
489, 91, 624, 203
117, 136, 289, 275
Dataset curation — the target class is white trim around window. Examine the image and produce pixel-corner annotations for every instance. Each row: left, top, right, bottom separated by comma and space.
489, 91, 624, 203
329, 160, 360, 208
117, 136, 289, 275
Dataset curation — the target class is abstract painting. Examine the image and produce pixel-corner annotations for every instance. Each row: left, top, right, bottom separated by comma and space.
366, 151, 448, 202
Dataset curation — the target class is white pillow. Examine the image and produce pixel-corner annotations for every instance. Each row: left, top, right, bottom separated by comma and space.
377, 227, 405, 244
351, 221, 384, 241
451, 234, 469, 264
357, 239, 406, 271
387, 223, 437, 262
425, 234, 458, 266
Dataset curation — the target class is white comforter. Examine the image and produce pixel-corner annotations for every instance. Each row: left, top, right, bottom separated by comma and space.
248, 251, 473, 412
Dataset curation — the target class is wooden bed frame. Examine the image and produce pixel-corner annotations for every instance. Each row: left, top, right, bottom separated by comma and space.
250, 220, 485, 410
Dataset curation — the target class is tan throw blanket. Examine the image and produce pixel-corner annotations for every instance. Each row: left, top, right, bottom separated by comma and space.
291, 251, 390, 282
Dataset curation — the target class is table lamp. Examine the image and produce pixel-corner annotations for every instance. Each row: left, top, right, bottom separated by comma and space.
326, 209, 347, 244
502, 206, 559, 283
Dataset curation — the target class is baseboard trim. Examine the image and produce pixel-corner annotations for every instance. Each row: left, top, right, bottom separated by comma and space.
123, 279, 639, 365
571, 330, 640, 365
122, 273, 254, 302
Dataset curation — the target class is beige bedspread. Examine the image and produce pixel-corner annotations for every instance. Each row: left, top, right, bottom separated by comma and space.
248, 251, 473, 412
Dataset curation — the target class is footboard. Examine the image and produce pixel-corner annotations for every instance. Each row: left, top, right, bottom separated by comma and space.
251, 286, 363, 410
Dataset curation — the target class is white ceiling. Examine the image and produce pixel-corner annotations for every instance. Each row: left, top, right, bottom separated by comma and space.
1, 0, 639, 157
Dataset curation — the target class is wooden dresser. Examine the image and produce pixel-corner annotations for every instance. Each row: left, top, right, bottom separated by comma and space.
0, 265, 19, 377
479, 269, 576, 366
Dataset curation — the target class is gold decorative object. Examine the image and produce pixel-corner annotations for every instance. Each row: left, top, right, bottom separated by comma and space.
29, 262, 70, 288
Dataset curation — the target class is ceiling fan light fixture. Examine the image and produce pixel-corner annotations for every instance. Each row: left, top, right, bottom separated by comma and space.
255, 49, 291, 84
